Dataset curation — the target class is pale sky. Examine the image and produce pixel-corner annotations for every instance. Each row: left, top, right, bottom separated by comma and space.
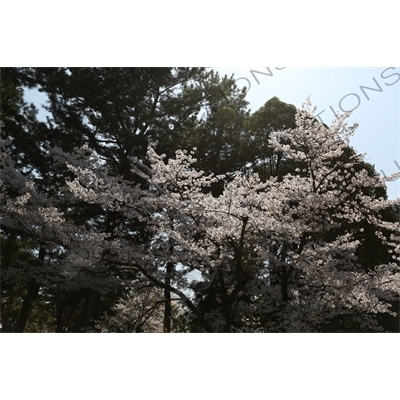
212, 67, 400, 199
24, 67, 400, 199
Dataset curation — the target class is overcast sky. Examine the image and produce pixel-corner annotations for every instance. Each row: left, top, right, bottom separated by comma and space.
24, 67, 400, 199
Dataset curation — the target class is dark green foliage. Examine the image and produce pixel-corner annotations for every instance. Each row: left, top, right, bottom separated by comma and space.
242, 96, 298, 180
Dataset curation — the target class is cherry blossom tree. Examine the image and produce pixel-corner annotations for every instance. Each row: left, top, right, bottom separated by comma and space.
138, 99, 400, 332
2, 99, 400, 332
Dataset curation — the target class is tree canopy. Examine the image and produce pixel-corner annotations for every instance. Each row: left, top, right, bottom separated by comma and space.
1, 68, 399, 332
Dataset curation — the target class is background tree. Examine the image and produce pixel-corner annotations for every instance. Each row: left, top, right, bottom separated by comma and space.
1, 68, 51, 332
242, 96, 298, 180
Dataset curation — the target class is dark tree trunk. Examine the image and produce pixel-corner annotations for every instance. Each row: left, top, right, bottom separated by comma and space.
14, 282, 40, 332
163, 262, 173, 333
281, 274, 289, 303
14, 246, 45, 332
78, 288, 101, 331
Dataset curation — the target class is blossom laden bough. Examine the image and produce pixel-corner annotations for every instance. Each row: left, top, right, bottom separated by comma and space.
2, 98, 400, 332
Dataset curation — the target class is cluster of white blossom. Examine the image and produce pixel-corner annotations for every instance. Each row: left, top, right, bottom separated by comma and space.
2, 99, 400, 332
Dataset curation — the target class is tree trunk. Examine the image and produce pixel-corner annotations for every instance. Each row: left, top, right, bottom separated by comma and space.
163, 262, 173, 333
78, 288, 101, 331
14, 246, 45, 332
14, 282, 40, 332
